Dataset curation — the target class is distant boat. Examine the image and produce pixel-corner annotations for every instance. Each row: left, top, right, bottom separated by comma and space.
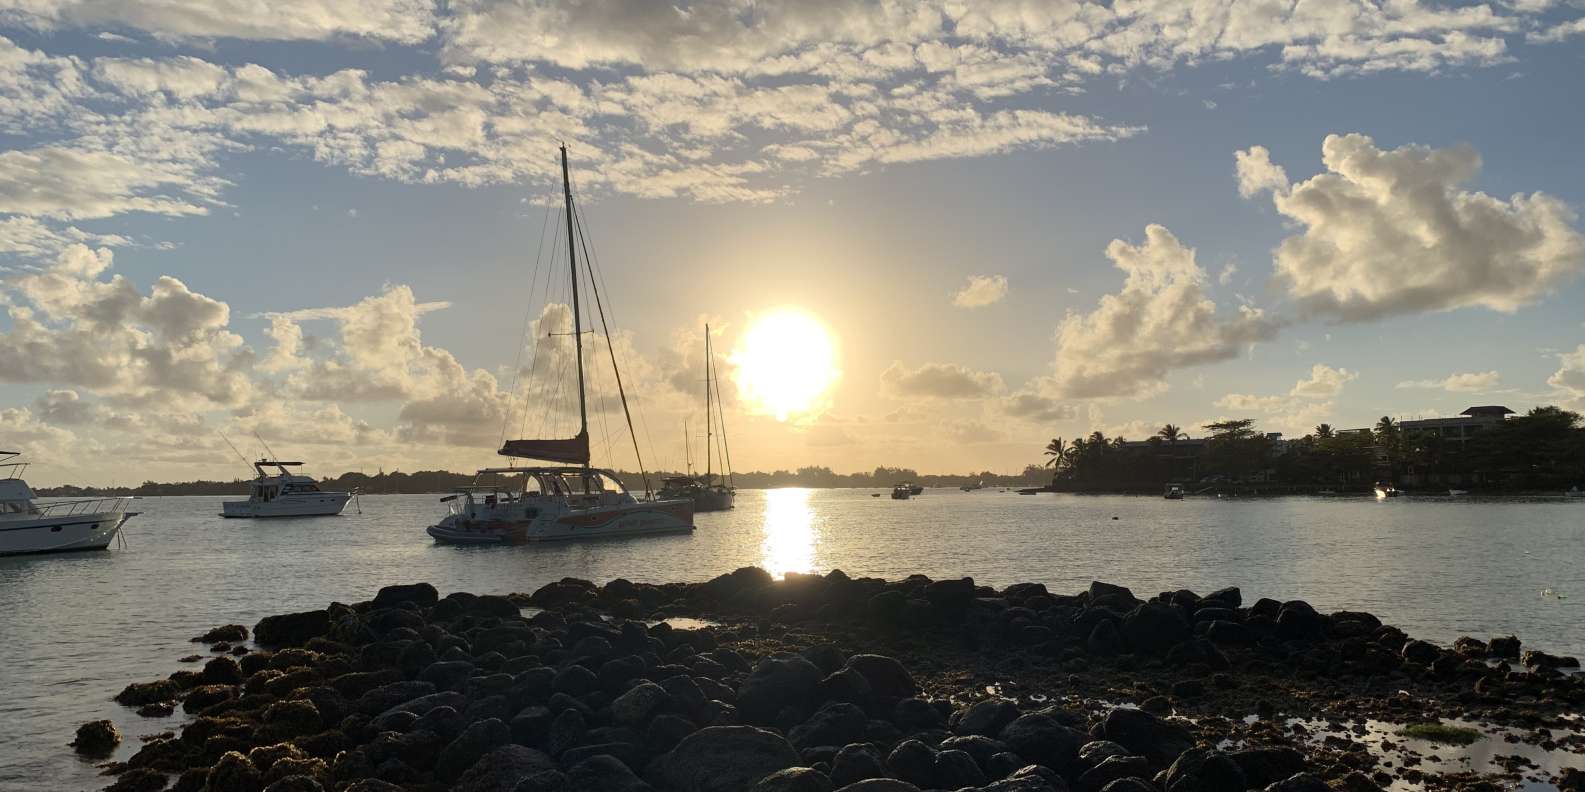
902, 482, 923, 495
1374, 482, 1402, 499
427, 145, 692, 545
658, 324, 734, 512
0, 452, 137, 556
1317, 489, 1337, 496
1163, 484, 1185, 500
1448, 488, 1469, 496
960, 481, 984, 492
890, 484, 912, 500
221, 459, 353, 518
1566, 487, 1584, 499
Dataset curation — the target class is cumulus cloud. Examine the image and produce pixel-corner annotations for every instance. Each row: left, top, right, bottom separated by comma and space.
1243, 134, 1585, 322
1289, 363, 1358, 398
881, 361, 1004, 399
3, 0, 436, 44
1396, 371, 1503, 392
1234, 145, 1289, 198
951, 274, 1008, 308
0, 146, 219, 220
1044, 225, 1281, 399
1002, 386, 1077, 423
1549, 345, 1585, 408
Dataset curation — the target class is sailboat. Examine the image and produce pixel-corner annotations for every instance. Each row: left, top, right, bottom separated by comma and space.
657, 325, 735, 512
426, 145, 694, 545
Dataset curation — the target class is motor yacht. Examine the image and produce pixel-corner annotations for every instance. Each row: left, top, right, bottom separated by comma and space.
0, 452, 137, 556
221, 459, 353, 518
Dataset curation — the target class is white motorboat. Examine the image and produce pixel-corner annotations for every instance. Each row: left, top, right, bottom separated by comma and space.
1163, 483, 1185, 500
1374, 482, 1402, 499
221, 459, 353, 518
0, 452, 137, 556
428, 145, 693, 545
890, 484, 912, 500
428, 467, 693, 544
1448, 488, 1470, 496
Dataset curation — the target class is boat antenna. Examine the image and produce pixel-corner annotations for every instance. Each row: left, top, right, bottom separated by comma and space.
568, 151, 653, 498
560, 143, 590, 469
704, 323, 713, 484
254, 432, 278, 463
683, 418, 692, 476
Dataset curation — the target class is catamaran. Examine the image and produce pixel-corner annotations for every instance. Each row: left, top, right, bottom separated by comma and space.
657, 325, 734, 512
0, 452, 138, 556
427, 145, 694, 545
221, 459, 354, 518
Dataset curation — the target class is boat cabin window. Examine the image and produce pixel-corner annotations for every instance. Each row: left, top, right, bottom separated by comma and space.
3, 501, 28, 513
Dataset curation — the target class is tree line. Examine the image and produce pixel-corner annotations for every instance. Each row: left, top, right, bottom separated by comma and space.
1040, 406, 1585, 493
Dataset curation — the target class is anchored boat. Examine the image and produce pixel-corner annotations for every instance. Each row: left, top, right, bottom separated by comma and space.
0, 452, 137, 556
221, 459, 354, 518
427, 145, 693, 545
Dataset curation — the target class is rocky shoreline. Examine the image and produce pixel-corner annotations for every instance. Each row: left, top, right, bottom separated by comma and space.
90, 569, 1585, 792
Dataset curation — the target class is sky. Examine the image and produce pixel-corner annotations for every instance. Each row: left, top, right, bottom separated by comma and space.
2, 0, 1585, 486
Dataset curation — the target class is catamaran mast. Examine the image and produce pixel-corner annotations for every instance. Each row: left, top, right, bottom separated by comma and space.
560, 143, 589, 467
704, 324, 713, 483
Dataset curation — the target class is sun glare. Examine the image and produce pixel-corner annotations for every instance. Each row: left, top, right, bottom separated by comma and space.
731, 309, 840, 422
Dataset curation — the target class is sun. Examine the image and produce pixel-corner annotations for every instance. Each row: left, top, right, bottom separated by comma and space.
730, 309, 840, 422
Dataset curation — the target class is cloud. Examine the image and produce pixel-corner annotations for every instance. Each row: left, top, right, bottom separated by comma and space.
1549, 345, 1585, 408
1289, 363, 1358, 398
1244, 134, 1585, 322
0, 146, 219, 220
881, 360, 1004, 399
0, 217, 130, 259
1215, 393, 1291, 412
1044, 224, 1281, 399
1002, 386, 1077, 423
1528, 15, 1585, 44
1234, 145, 1289, 198
1396, 370, 1503, 393
945, 420, 1003, 445
951, 274, 1007, 308
4, 0, 436, 44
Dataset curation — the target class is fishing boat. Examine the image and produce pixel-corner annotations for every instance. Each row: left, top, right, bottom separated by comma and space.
1374, 482, 1402, 499
428, 145, 693, 545
890, 484, 912, 500
657, 326, 734, 512
1163, 483, 1185, 500
221, 459, 354, 518
0, 452, 137, 556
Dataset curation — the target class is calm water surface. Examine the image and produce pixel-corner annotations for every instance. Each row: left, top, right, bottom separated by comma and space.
2, 489, 1582, 790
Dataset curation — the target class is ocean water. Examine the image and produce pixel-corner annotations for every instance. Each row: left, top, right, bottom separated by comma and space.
2, 489, 1582, 790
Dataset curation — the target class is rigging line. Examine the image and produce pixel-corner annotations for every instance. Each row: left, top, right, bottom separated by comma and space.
570, 187, 651, 498
254, 432, 278, 463
500, 196, 557, 448
532, 224, 570, 442
520, 207, 563, 440
709, 331, 736, 487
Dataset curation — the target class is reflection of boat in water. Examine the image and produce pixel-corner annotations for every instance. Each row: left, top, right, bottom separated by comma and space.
428, 145, 692, 545
1374, 482, 1402, 498
0, 452, 138, 556
890, 484, 912, 500
1163, 484, 1185, 500
221, 459, 353, 518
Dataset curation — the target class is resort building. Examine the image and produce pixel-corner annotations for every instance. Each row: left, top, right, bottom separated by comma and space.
1397, 405, 1515, 452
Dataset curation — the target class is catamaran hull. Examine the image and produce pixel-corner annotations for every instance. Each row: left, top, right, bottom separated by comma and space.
221, 493, 352, 518
0, 513, 136, 556
429, 500, 694, 545
694, 489, 734, 512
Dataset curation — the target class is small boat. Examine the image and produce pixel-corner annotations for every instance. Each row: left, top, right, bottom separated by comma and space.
1374, 482, 1402, 499
1163, 484, 1185, 500
0, 452, 137, 556
890, 484, 912, 500
870, 493, 881, 498
221, 459, 353, 518
960, 481, 984, 492
900, 482, 923, 495
428, 145, 693, 545
657, 324, 735, 512
1448, 488, 1469, 496
1566, 487, 1584, 499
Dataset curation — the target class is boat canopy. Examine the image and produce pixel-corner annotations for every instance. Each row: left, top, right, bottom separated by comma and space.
499, 430, 590, 465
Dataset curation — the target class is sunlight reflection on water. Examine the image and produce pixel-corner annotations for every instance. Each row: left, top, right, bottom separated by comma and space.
760, 487, 816, 578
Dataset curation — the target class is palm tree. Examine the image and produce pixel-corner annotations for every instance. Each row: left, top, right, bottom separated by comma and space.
1042, 437, 1066, 468
1313, 423, 1334, 439
1158, 424, 1185, 443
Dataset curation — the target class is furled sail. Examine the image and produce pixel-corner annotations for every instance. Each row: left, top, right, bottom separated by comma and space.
498, 430, 590, 464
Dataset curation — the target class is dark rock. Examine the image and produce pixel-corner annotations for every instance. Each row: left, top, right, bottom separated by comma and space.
105, 768, 169, 792
653, 726, 801, 792
831, 781, 920, 792
1523, 649, 1580, 670
815, 666, 872, 706
261, 777, 323, 792
842, 655, 918, 703
1100, 708, 1194, 768
1121, 603, 1190, 655
194, 625, 249, 643
419, 659, 475, 690
790, 702, 869, 750
1163, 747, 1247, 792
1262, 773, 1329, 792
117, 680, 182, 707
738, 655, 824, 724
1080, 740, 1134, 768
886, 739, 936, 786
1203, 587, 1241, 609
925, 577, 976, 609
510, 705, 554, 745
645, 714, 697, 755
934, 748, 987, 787
439, 718, 512, 780
552, 665, 599, 697
1078, 755, 1151, 792
1099, 780, 1157, 792
1206, 621, 1254, 645
198, 656, 244, 686
206, 751, 263, 792
1400, 641, 1440, 665
71, 719, 121, 755
182, 684, 235, 714
940, 735, 1008, 767
1488, 636, 1520, 659
957, 698, 1021, 736
372, 583, 438, 609
1274, 603, 1324, 641
254, 610, 330, 648
611, 682, 672, 727
262, 700, 321, 736
893, 698, 945, 732
1229, 748, 1305, 788
751, 766, 834, 792
998, 714, 1081, 774
1088, 621, 1123, 656
829, 743, 887, 787
800, 645, 846, 675
546, 707, 587, 756
453, 745, 556, 792
563, 754, 653, 791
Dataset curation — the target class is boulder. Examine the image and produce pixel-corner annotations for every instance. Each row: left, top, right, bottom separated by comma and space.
738, 655, 824, 724
71, 719, 121, 756
1163, 747, 1247, 792
830, 743, 887, 787
193, 625, 249, 643
653, 726, 801, 792
751, 767, 835, 792
1099, 780, 1156, 792
1488, 636, 1520, 659
1229, 748, 1305, 788
437, 718, 512, 781
261, 777, 324, 792
893, 698, 945, 732
925, 578, 976, 609
452, 745, 554, 792
1120, 603, 1190, 655
1274, 603, 1324, 641
998, 714, 1081, 774
888, 739, 937, 786
1078, 755, 1151, 792
563, 754, 652, 792
372, 583, 439, 609
611, 682, 672, 727
790, 702, 869, 750
1099, 708, 1194, 768
254, 610, 330, 648
832, 781, 920, 792
1262, 774, 1329, 792
934, 748, 987, 787
841, 655, 918, 703
957, 698, 1021, 736
206, 751, 263, 792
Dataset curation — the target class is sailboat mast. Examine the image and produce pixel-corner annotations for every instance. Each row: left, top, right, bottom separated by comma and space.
704, 324, 713, 482
560, 144, 589, 460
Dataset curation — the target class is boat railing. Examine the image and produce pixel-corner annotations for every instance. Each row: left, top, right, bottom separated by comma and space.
30, 496, 137, 517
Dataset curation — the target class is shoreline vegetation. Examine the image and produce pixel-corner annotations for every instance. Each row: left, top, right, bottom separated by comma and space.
91, 569, 1585, 792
